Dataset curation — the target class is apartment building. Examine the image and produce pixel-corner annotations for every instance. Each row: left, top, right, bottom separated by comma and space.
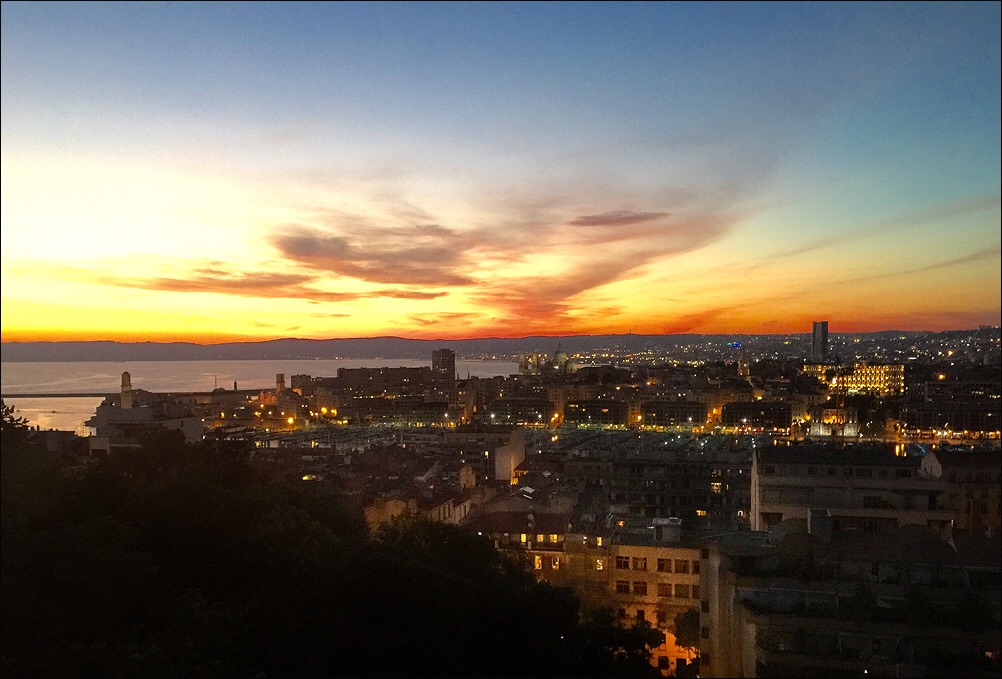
751, 445, 952, 535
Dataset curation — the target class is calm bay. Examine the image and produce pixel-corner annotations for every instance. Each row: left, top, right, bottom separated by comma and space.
1, 359, 518, 434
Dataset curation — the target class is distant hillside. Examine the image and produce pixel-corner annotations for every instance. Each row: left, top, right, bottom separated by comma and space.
1, 334, 726, 362
2, 329, 989, 362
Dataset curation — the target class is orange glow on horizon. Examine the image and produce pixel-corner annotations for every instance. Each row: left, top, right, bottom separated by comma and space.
4, 310, 999, 346
0, 329, 263, 345
2, 154, 997, 342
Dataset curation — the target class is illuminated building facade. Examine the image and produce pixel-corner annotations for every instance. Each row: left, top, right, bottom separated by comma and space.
468, 510, 703, 677
802, 363, 905, 397
807, 401, 860, 438
838, 363, 905, 396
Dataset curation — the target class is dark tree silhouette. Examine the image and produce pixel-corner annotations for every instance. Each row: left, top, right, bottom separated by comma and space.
673, 607, 701, 659
2, 432, 660, 678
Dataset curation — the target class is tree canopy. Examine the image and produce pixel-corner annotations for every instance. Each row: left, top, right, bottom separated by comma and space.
2, 428, 659, 677
673, 607, 700, 658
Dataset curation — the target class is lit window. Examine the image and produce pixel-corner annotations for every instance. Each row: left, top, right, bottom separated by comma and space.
696, 509, 707, 517
710, 482, 722, 494
520, 533, 527, 543
551, 557, 560, 570
596, 536, 603, 547
536, 534, 545, 544
534, 555, 542, 570
549, 534, 559, 543
596, 558, 604, 571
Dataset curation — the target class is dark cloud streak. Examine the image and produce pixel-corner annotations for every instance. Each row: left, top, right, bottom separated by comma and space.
97, 270, 445, 302
568, 210, 669, 227
274, 226, 474, 287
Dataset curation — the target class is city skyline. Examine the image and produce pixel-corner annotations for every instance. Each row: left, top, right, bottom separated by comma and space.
2, 2, 1000, 343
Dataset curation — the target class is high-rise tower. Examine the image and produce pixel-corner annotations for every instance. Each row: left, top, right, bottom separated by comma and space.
432, 348, 456, 383
811, 321, 829, 362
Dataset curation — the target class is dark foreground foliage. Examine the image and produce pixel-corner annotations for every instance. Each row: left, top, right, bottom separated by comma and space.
1, 406, 660, 678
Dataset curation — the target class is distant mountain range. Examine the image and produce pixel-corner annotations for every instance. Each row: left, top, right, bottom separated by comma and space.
3, 334, 771, 362
1, 330, 986, 362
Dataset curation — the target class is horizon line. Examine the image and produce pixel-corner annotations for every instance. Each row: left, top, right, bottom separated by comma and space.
3, 326, 999, 347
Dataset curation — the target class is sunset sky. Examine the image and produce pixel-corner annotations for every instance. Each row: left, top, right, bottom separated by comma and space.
2, 2, 999, 343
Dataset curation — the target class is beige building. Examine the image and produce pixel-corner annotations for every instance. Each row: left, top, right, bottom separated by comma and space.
751, 445, 952, 535
605, 540, 703, 675
363, 489, 471, 530
546, 536, 703, 676
698, 526, 1001, 678
465, 510, 703, 676
920, 448, 1001, 536
86, 372, 203, 453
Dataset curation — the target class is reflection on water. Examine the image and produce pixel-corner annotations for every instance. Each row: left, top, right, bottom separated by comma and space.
2, 359, 518, 433
6, 397, 104, 436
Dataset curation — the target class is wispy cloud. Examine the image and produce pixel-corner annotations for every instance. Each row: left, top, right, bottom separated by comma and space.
263, 190, 741, 334
659, 306, 738, 334
120, 271, 447, 302
405, 312, 485, 328
744, 193, 1002, 272
841, 246, 1001, 286
36, 263, 447, 303
568, 210, 669, 227
130, 271, 314, 294
273, 224, 474, 287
